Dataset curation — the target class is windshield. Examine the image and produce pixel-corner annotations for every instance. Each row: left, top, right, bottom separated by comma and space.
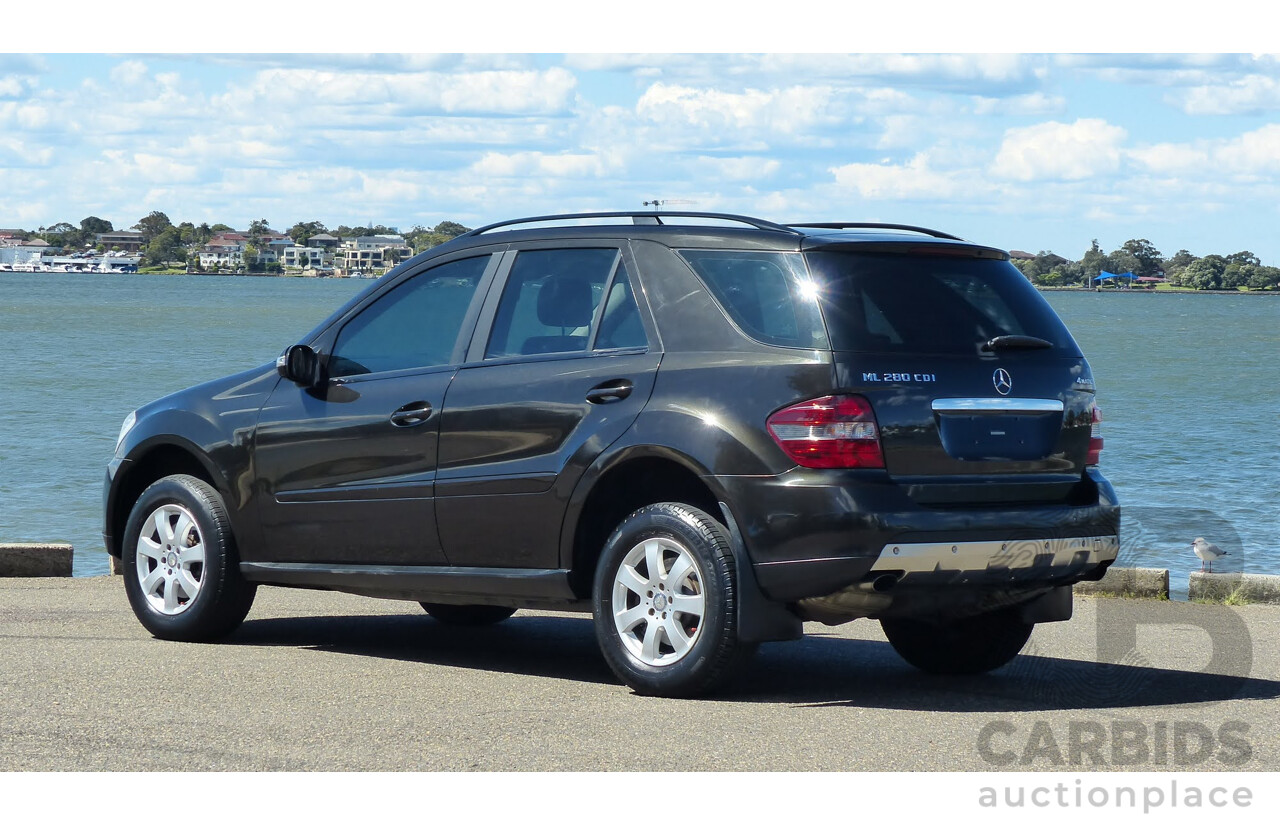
804, 250, 1081, 356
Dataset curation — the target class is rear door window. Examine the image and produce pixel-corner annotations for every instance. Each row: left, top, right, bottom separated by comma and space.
484, 248, 618, 358
678, 250, 828, 349
594, 263, 647, 350
804, 251, 1080, 355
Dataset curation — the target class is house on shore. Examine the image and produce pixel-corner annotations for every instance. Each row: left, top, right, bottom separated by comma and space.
306, 233, 340, 251
96, 231, 145, 252
333, 234, 412, 276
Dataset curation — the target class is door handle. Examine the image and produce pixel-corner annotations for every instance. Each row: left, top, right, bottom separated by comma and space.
586, 379, 633, 404
389, 401, 433, 427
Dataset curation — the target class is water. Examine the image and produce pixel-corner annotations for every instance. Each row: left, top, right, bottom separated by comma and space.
1043, 291, 1280, 596
1, 274, 1276, 597
0, 272, 367, 577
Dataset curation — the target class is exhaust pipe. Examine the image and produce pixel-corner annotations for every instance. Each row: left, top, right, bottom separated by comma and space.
870, 573, 899, 593
796, 573, 901, 625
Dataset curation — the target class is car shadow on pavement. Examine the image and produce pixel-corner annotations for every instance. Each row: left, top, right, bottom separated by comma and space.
227, 613, 1280, 709
229, 612, 618, 685
740, 632, 1280, 711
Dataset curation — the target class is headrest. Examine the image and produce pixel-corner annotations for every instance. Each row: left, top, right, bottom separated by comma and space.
537, 273, 594, 328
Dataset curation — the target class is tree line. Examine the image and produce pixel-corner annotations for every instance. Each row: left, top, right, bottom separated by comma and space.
16, 216, 1280, 290
1010, 238, 1280, 291
16, 213, 473, 270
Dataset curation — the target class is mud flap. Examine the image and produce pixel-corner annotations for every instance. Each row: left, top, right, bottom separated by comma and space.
719, 502, 804, 643
1017, 584, 1073, 624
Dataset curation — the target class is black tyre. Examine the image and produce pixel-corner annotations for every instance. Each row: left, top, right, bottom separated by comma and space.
592, 503, 755, 697
419, 603, 517, 626
880, 609, 1033, 675
122, 474, 256, 642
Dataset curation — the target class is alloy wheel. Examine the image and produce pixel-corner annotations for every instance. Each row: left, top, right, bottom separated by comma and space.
134, 503, 205, 615
611, 536, 706, 666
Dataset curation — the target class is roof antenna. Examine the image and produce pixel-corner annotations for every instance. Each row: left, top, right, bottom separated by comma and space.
643, 199, 697, 210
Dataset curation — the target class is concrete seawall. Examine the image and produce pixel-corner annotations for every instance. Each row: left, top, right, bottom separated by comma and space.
1073, 565, 1280, 605
1074, 566, 1169, 599
0, 543, 73, 577
1189, 571, 1280, 605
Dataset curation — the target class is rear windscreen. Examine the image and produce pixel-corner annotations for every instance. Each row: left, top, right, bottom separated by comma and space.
804, 251, 1081, 355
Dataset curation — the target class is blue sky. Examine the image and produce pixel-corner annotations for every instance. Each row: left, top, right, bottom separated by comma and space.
3, 36, 1280, 263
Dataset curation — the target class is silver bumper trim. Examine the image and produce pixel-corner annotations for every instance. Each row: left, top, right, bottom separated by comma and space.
871, 534, 1120, 577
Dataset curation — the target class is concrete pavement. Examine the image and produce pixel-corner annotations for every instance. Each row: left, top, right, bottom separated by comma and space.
2, 577, 1279, 771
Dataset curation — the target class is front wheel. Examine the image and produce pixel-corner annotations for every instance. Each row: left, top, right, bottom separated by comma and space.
880, 609, 1033, 675
592, 503, 755, 697
122, 474, 256, 642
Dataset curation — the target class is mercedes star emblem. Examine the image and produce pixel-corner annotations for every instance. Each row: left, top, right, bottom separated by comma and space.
993, 368, 1013, 395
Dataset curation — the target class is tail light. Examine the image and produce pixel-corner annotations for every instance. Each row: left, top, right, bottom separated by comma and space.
767, 394, 885, 469
1087, 405, 1104, 465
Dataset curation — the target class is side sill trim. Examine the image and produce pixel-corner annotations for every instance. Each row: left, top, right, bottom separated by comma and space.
240, 562, 577, 601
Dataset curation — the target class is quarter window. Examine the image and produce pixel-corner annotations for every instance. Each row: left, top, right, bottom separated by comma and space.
679, 250, 829, 349
330, 255, 488, 376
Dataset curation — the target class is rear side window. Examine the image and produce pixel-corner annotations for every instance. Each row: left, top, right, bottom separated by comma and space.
679, 250, 828, 349
804, 251, 1080, 355
485, 248, 617, 358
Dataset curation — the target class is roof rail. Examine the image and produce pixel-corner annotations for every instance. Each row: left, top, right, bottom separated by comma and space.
461, 211, 803, 238
787, 222, 964, 241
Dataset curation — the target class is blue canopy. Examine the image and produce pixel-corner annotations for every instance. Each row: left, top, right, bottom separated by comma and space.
1094, 270, 1135, 281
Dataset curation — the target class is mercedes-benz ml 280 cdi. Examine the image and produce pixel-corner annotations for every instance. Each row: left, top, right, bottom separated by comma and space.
105, 212, 1119, 697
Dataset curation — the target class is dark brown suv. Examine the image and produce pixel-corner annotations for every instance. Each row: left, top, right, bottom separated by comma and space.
105, 212, 1119, 697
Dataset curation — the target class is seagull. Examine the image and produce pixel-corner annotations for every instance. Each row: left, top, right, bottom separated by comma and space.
1191, 537, 1228, 573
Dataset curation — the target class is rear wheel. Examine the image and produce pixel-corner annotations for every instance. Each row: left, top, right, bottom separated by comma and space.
592, 503, 755, 697
122, 474, 256, 641
880, 609, 1032, 675
419, 603, 516, 626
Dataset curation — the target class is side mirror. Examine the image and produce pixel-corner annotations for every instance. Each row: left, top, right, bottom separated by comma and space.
276, 344, 322, 387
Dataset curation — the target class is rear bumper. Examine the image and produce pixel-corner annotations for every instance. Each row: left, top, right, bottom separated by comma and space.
714, 467, 1120, 602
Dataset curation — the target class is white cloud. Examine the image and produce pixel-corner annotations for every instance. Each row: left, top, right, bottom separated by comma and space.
133, 153, 199, 183
469, 151, 614, 178
636, 82, 835, 136
1126, 124, 1280, 178
830, 153, 962, 199
1127, 143, 1210, 175
0, 135, 53, 165
756, 54, 1044, 90
361, 174, 419, 203
1178, 75, 1280, 115
0, 101, 52, 130
563, 54, 692, 72
696, 156, 781, 181
110, 60, 148, 87
220, 67, 578, 116
0, 76, 28, 97
1213, 124, 1280, 175
971, 92, 1066, 116
991, 119, 1127, 181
